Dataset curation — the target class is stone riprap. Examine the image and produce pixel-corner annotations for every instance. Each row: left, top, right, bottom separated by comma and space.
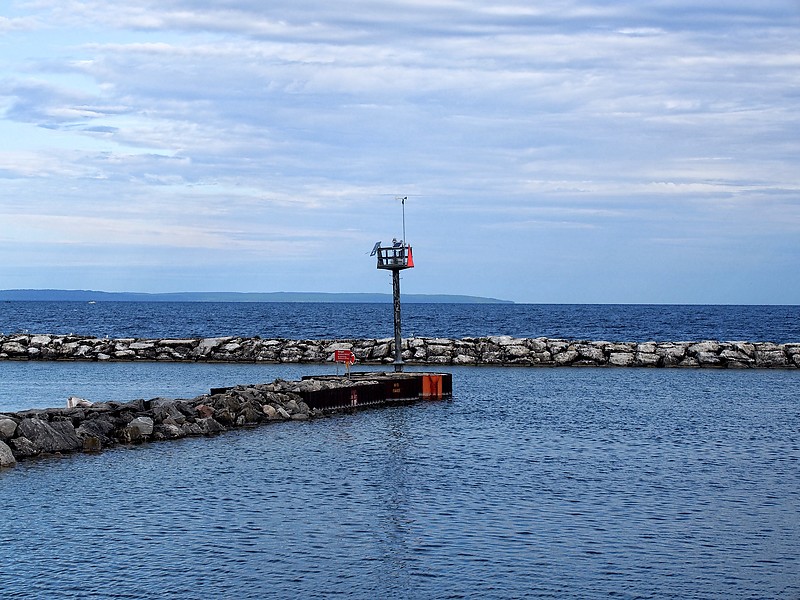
0, 377, 379, 465
0, 334, 798, 368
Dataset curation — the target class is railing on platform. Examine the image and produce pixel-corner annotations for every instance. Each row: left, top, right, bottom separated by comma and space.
376, 245, 413, 270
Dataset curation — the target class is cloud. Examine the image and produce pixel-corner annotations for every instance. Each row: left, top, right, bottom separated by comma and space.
0, 15, 40, 33
2, 79, 130, 127
1, 0, 799, 301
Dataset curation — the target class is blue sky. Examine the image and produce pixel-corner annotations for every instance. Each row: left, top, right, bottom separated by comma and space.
1, 1, 798, 303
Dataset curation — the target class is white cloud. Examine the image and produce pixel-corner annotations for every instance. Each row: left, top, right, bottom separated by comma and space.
1, 0, 799, 301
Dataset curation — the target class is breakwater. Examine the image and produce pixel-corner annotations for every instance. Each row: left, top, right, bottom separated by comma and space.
0, 372, 450, 466
1, 333, 798, 368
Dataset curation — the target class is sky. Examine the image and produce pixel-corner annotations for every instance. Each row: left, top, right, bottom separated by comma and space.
1, 1, 799, 304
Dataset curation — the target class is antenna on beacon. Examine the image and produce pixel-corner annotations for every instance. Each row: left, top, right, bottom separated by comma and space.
396, 196, 407, 248
373, 195, 414, 372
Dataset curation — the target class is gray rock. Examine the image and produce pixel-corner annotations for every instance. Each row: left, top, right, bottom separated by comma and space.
58, 342, 79, 356
76, 418, 117, 445
280, 347, 303, 363
1, 342, 27, 355
528, 339, 548, 352
197, 337, 232, 354
153, 402, 186, 424
657, 344, 687, 360
174, 401, 198, 419
159, 339, 196, 347
427, 355, 451, 365
0, 440, 16, 467
636, 342, 658, 354
239, 402, 263, 424
453, 354, 476, 365
214, 408, 235, 425
0, 418, 17, 440
755, 350, 788, 368
577, 345, 605, 362
17, 418, 82, 453
181, 422, 204, 436
10, 436, 39, 458
720, 349, 753, 363
532, 351, 552, 364
129, 416, 154, 436
606, 343, 636, 353
726, 361, 752, 369
689, 341, 721, 354
634, 352, 660, 367
554, 350, 579, 365
155, 423, 185, 439
129, 341, 155, 350
371, 343, 391, 359
196, 417, 225, 434
696, 352, 722, 366
117, 425, 143, 444
505, 345, 530, 359
609, 352, 635, 367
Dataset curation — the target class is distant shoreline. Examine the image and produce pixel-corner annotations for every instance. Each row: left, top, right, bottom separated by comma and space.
0, 289, 513, 304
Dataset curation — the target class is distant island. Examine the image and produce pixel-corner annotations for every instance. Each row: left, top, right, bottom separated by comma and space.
0, 289, 513, 304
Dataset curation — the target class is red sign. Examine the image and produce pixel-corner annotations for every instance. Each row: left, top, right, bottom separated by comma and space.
334, 349, 355, 364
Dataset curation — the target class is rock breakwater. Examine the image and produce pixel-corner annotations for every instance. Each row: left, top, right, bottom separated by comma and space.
1, 334, 798, 369
0, 376, 380, 466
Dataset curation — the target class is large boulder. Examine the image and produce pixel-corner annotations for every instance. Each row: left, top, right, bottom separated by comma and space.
0, 440, 16, 467
117, 425, 143, 444
154, 423, 185, 440
76, 417, 117, 446
10, 437, 40, 458
755, 349, 789, 368
1, 341, 27, 355
196, 417, 225, 434
17, 418, 82, 453
609, 352, 635, 367
0, 418, 17, 440
129, 416, 154, 436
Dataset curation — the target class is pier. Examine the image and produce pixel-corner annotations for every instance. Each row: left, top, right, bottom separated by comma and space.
0, 371, 452, 467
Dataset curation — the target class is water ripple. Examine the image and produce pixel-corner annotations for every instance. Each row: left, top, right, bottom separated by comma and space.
1, 367, 798, 599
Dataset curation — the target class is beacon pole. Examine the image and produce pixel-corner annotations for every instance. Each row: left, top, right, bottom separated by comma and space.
392, 268, 403, 372
375, 196, 414, 373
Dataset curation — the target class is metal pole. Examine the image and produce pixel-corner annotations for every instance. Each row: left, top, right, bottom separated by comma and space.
401, 196, 406, 246
392, 269, 403, 372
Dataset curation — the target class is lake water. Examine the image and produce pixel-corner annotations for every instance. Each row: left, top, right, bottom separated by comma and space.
2, 301, 799, 342
1, 303, 798, 599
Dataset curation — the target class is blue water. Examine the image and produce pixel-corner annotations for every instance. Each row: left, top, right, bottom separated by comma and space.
1, 303, 799, 599
1, 301, 799, 342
